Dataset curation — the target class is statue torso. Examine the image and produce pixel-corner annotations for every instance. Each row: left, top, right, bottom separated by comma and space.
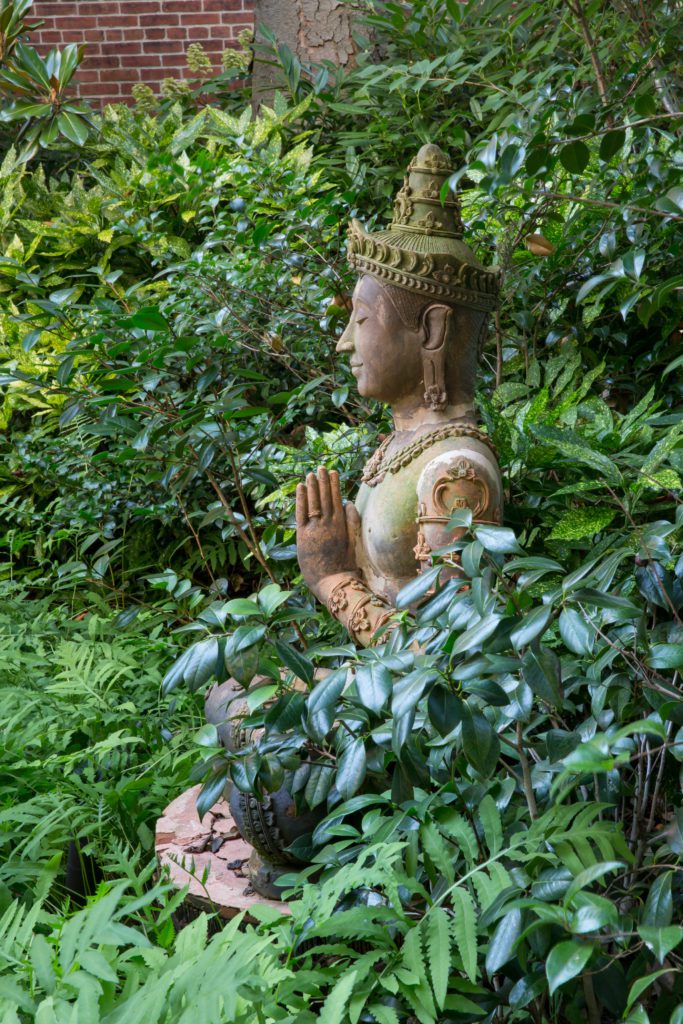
354, 426, 502, 606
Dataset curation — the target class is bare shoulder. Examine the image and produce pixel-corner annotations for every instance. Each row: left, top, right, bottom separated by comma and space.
416, 436, 503, 526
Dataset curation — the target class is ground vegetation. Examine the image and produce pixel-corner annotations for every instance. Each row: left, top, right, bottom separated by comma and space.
0, 0, 681, 1021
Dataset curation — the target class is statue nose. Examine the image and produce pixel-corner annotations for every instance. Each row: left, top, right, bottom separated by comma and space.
336, 323, 354, 353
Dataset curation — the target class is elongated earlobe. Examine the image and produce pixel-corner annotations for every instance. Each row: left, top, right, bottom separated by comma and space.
421, 305, 451, 410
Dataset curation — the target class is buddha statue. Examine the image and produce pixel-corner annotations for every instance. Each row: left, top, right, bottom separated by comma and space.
296, 143, 503, 643
206, 143, 503, 899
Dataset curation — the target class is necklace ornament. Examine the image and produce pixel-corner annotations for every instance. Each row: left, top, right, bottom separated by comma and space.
361, 423, 498, 487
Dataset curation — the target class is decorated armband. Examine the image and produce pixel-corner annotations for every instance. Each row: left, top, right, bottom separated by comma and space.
415, 444, 504, 573
318, 573, 393, 647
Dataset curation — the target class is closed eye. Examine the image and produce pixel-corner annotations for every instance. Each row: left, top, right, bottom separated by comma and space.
356, 316, 368, 326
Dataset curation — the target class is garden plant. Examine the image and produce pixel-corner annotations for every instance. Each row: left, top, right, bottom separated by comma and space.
0, 0, 681, 1021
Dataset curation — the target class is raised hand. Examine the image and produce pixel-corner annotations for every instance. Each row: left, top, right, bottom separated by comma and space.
295, 466, 360, 599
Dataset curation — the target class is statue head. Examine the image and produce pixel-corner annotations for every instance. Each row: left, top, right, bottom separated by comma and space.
338, 144, 499, 412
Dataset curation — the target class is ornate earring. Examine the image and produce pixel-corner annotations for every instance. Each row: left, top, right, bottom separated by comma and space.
422, 306, 451, 410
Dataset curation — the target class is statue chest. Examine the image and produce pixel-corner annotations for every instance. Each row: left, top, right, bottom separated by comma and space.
354, 471, 421, 606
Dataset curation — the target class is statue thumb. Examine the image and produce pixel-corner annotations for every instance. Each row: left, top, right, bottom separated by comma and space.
345, 502, 361, 544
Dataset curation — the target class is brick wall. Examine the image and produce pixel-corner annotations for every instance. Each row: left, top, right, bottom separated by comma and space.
30, 0, 253, 107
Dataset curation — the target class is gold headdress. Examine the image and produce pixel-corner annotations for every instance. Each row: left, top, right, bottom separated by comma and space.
347, 143, 499, 312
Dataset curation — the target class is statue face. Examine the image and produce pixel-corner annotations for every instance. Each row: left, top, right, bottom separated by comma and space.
336, 274, 423, 402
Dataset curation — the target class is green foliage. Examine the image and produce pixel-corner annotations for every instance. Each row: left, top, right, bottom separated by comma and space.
0, 1, 680, 1021
0, 1, 93, 161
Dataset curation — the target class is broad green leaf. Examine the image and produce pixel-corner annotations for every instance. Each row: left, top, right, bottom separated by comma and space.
545, 940, 593, 995
57, 110, 90, 146
510, 605, 552, 650
474, 525, 522, 554
642, 872, 673, 927
559, 607, 594, 655
355, 663, 392, 713
485, 908, 521, 973
564, 861, 624, 904
461, 705, 500, 777
648, 644, 683, 669
396, 565, 442, 608
522, 645, 562, 707
624, 969, 672, 1014
129, 307, 169, 332
560, 140, 590, 174
599, 129, 626, 160
336, 739, 366, 800
452, 614, 502, 655
273, 639, 314, 685
638, 925, 683, 963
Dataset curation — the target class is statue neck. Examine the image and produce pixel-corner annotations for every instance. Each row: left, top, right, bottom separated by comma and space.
390, 396, 476, 435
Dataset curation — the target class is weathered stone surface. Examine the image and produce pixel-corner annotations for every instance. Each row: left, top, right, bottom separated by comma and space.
155, 785, 289, 918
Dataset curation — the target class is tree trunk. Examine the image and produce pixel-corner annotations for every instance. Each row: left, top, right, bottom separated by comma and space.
252, 0, 357, 108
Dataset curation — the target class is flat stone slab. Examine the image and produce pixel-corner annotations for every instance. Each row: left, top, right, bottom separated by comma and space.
155, 784, 289, 918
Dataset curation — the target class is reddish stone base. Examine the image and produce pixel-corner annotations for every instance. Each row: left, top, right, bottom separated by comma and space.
155, 784, 289, 918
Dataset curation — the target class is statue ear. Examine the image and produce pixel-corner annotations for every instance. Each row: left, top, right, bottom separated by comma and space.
421, 304, 452, 410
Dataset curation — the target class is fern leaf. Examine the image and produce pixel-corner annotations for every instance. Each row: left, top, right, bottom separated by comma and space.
478, 795, 502, 855
319, 969, 358, 1024
368, 1005, 400, 1024
421, 824, 455, 884
450, 888, 477, 983
436, 809, 478, 864
425, 906, 450, 1009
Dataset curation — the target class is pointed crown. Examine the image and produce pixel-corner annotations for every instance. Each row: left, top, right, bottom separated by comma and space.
347, 143, 499, 312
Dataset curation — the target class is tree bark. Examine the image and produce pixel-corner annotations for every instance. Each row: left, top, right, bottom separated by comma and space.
252, 0, 357, 108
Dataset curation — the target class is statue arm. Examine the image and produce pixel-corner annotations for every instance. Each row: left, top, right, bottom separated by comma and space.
318, 572, 393, 647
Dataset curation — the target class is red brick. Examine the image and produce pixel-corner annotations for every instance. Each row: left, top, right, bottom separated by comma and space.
59, 16, 98, 29
94, 15, 140, 28
166, 26, 189, 38
139, 12, 179, 25
79, 2, 121, 13
121, 2, 161, 13
203, 0, 242, 9
36, 30, 62, 43
145, 28, 165, 39
145, 39, 184, 52
179, 10, 223, 23
120, 53, 161, 66
106, 67, 142, 81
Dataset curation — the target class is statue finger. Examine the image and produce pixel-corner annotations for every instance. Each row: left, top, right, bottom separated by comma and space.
329, 469, 343, 515
295, 482, 308, 526
317, 466, 332, 518
306, 472, 322, 518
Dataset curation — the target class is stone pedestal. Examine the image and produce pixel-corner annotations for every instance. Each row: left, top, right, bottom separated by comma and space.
155, 785, 289, 919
